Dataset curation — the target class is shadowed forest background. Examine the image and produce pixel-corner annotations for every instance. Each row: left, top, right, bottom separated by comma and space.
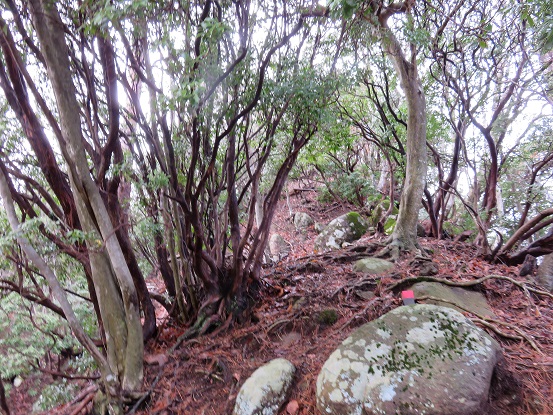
0, 0, 552, 413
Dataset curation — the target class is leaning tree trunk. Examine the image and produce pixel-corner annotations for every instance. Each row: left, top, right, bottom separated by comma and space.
29, 0, 143, 408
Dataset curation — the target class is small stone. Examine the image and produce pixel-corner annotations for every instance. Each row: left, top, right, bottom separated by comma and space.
13, 376, 23, 388
353, 257, 394, 274
418, 261, 439, 275
286, 400, 299, 414
355, 290, 375, 300
233, 358, 296, 415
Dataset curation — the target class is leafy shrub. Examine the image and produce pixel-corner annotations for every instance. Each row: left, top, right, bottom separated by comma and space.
317, 170, 377, 206
32, 378, 78, 412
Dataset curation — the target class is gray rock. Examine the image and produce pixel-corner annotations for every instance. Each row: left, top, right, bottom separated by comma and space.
314, 212, 369, 253
13, 376, 23, 388
410, 281, 496, 318
317, 304, 500, 415
353, 257, 394, 275
536, 253, 553, 291
269, 234, 290, 261
233, 358, 295, 415
314, 222, 325, 233
418, 261, 439, 276
519, 255, 536, 277
293, 212, 314, 230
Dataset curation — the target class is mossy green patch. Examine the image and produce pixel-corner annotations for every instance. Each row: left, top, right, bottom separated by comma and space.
317, 309, 339, 325
344, 211, 368, 238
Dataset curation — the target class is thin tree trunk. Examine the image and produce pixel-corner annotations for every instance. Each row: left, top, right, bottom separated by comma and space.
0, 166, 108, 376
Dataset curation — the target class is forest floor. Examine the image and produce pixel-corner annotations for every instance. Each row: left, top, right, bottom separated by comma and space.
6, 186, 553, 415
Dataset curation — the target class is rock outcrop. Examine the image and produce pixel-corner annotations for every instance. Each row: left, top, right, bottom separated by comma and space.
233, 358, 295, 415
314, 212, 368, 252
317, 304, 500, 415
409, 281, 496, 318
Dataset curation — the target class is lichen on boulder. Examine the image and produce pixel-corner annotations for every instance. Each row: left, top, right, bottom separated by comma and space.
293, 212, 314, 230
316, 304, 501, 415
233, 358, 295, 415
314, 212, 369, 253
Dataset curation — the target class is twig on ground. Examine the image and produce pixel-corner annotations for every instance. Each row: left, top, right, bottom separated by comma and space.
266, 318, 293, 334
331, 277, 378, 298
338, 296, 383, 331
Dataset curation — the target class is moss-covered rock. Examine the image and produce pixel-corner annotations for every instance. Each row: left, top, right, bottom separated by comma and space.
293, 212, 314, 230
316, 309, 339, 326
314, 212, 369, 253
369, 199, 399, 227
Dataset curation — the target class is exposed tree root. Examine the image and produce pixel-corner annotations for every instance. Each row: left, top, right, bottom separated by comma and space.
375, 236, 426, 261
68, 387, 96, 415
338, 295, 385, 331
331, 276, 380, 299
387, 274, 553, 300
266, 318, 294, 333
375, 243, 401, 261
416, 295, 543, 354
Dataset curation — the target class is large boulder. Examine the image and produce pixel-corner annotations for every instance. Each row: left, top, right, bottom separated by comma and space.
353, 258, 394, 275
410, 281, 496, 318
536, 253, 553, 291
317, 304, 501, 415
315, 212, 368, 252
233, 358, 295, 415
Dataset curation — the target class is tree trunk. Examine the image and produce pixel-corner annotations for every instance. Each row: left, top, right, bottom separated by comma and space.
0, 376, 9, 415
379, 21, 427, 254
106, 189, 157, 342
29, 0, 143, 403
